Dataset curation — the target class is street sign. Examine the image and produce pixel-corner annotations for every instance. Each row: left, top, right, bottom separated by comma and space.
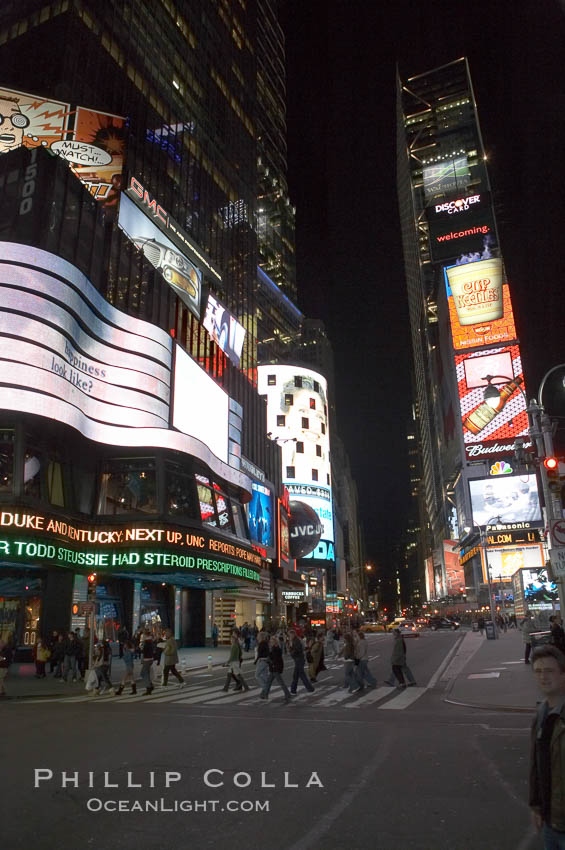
77, 601, 96, 615
551, 520, 565, 547
550, 548, 565, 577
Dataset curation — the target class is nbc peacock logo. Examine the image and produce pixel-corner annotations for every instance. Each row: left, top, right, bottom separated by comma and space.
489, 460, 513, 476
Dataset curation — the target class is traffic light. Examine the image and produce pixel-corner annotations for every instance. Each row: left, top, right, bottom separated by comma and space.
87, 573, 97, 599
543, 457, 559, 478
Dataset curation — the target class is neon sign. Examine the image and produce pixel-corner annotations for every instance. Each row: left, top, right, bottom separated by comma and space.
0, 536, 261, 582
0, 509, 262, 568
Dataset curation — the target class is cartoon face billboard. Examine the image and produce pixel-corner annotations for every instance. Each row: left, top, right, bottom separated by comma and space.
0, 86, 125, 211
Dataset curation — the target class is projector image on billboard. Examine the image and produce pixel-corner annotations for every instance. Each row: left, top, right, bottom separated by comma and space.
203, 293, 246, 369
172, 344, 228, 463
469, 474, 541, 528
118, 193, 201, 318
248, 482, 274, 549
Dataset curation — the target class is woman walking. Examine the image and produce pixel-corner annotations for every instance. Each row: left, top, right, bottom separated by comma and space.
222, 633, 248, 692
385, 629, 406, 689
339, 632, 359, 692
160, 629, 185, 687
115, 639, 137, 695
254, 631, 271, 696
261, 635, 291, 702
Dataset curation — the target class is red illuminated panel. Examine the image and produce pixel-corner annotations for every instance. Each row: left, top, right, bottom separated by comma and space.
455, 345, 529, 460
448, 283, 517, 352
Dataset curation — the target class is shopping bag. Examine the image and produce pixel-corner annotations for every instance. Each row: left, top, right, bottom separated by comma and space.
85, 669, 98, 691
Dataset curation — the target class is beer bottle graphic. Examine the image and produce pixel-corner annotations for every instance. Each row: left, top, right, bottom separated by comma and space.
463, 376, 523, 435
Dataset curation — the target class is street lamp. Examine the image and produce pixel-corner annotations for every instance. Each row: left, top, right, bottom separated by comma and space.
464, 516, 501, 638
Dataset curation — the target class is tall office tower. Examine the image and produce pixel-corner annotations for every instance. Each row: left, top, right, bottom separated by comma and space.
256, 0, 297, 303
0, 0, 307, 651
397, 59, 544, 606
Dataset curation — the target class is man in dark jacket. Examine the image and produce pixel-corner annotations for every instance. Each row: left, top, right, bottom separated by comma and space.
62, 632, 82, 682
529, 645, 565, 847
140, 630, 155, 694
261, 635, 291, 702
550, 616, 565, 654
287, 629, 314, 695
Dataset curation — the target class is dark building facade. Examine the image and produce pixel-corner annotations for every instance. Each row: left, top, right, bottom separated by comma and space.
0, 0, 295, 654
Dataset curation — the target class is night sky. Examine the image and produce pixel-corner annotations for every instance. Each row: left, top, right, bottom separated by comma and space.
280, 0, 565, 577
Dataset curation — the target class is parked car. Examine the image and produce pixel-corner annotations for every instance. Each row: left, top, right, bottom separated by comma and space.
428, 617, 460, 631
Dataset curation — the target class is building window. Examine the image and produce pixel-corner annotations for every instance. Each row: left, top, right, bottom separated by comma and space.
195, 474, 236, 533
98, 458, 157, 515
321, 423, 326, 434
294, 376, 302, 388
0, 430, 14, 494
296, 442, 304, 453
276, 415, 285, 427
313, 380, 320, 392
166, 461, 198, 518
316, 445, 322, 457
267, 374, 276, 385
327, 474, 330, 485
285, 393, 293, 406
309, 398, 316, 410
301, 417, 309, 429
286, 466, 295, 478
312, 469, 318, 481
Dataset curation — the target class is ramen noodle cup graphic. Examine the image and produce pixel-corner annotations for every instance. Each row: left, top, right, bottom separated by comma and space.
447, 258, 503, 326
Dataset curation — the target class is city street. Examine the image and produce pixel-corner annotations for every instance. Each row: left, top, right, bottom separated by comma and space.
2, 632, 542, 850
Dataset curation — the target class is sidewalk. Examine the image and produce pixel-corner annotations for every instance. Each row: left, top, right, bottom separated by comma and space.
1, 644, 256, 700
443, 627, 540, 713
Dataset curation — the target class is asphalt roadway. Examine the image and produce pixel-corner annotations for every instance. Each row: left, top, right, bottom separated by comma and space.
1, 630, 543, 850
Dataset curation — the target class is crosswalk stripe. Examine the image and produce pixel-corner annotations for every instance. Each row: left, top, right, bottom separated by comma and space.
378, 686, 427, 710
344, 686, 393, 708
308, 686, 352, 707
174, 686, 260, 705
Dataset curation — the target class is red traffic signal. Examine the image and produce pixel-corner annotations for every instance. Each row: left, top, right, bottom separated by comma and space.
87, 573, 97, 583
544, 457, 559, 477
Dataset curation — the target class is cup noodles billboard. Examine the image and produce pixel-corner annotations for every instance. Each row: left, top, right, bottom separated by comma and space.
469, 473, 542, 528
455, 345, 530, 460
0, 86, 125, 211
444, 259, 518, 352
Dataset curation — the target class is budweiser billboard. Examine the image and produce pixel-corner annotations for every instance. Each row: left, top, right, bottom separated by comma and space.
455, 345, 530, 462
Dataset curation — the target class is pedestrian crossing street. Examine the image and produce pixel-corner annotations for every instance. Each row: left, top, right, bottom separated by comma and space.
24, 675, 427, 712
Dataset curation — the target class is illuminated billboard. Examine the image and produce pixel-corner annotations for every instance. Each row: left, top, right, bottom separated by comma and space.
423, 156, 470, 200
469, 474, 542, 528
0, 86, 125, 209
480, 544, 544, 582
455, 345, 529, 460
257, 364, 333, 564
444, 259, 517, 351
521, 568, 558, 607
172, 345, 229, 464
0, 243, 248, 493
247, 482, 274, 549
118, 192, 201, 318
203, 293, 246, 368
429, 212, 496, 264
444, 540, 465, 595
